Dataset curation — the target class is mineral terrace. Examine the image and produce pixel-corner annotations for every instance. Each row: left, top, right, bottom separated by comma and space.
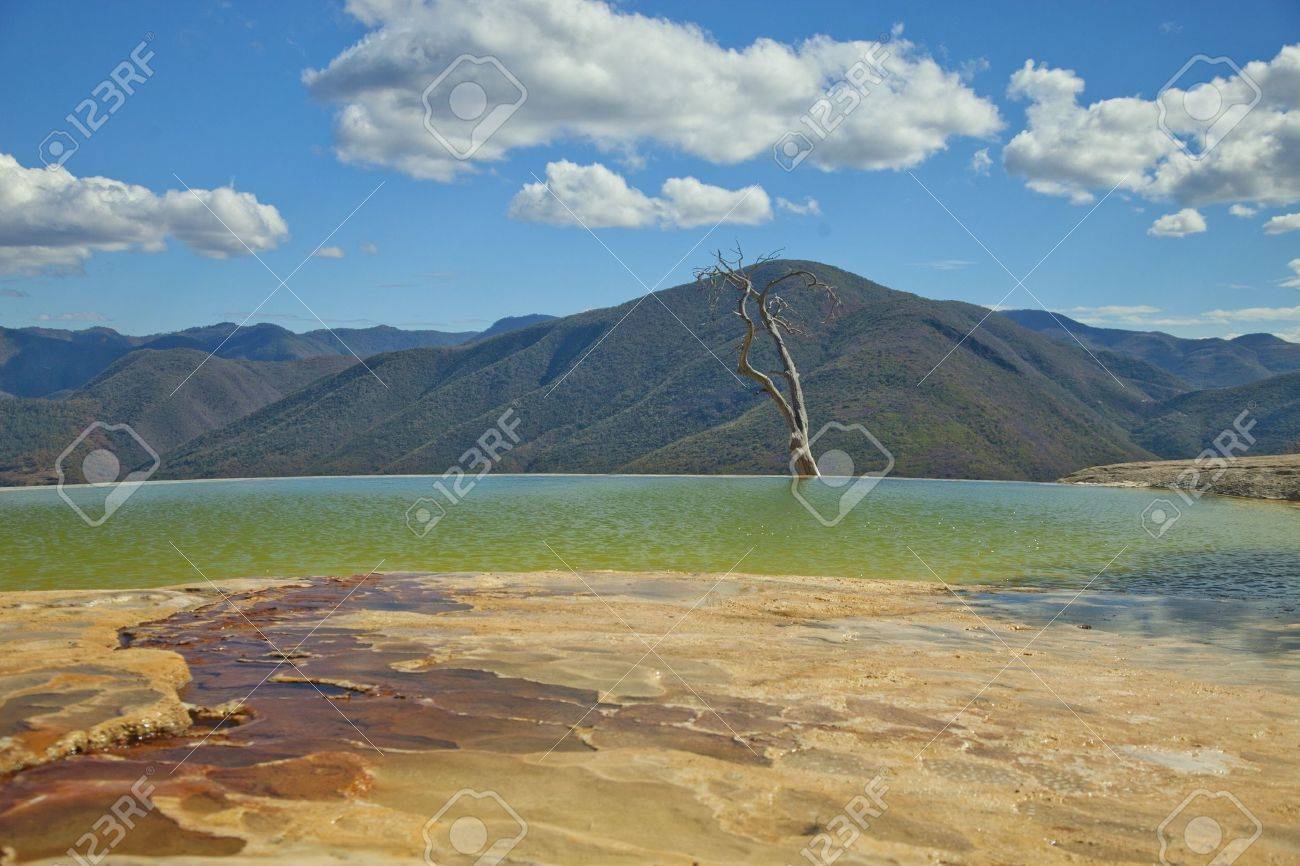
0, 570, 1296, 864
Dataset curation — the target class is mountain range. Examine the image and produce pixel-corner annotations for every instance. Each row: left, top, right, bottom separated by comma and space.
0, 314, 555, 398
1000, 309, 1300, 390
2, 262, 1295, 486
0, 350, 356, 485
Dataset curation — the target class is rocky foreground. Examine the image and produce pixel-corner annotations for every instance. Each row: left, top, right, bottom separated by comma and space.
0, 571, 1296, 865
1062, 452, 1300, 501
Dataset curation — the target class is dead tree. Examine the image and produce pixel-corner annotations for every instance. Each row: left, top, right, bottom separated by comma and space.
695, 249, 839, 476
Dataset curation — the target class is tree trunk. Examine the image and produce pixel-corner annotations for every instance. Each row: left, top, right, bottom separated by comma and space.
789, 431, 819, 476
695, 253, 839, 478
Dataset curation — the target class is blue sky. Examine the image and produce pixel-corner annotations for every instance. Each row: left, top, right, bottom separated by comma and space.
0, 0, 1297, 339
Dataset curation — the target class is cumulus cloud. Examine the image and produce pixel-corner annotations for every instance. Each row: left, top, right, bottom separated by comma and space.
314, 246, 346, 259
970, 147, 992, 175
508, 161, 771, 229
776, 196, 821, 216
1281, 258, 1300, 288
0, 154, 288, 275
660, 176, 772, 228
1004, 45, 1300, 208
1263, 212, 1300, 234
1148, 208, 1206, 237
1229, 203, 1257, 217
303, 0, 1001, 182
360, 242, 379, 254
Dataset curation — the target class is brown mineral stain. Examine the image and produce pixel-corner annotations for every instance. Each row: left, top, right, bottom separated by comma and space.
0, 764, 244, 860
209, 751, 372, 800
0, 570, 1296, 865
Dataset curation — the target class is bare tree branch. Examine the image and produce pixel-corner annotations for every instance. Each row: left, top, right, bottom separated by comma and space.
695, 249, 839, 476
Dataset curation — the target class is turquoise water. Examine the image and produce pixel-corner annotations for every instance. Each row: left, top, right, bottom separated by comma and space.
1, 475, 1297, 597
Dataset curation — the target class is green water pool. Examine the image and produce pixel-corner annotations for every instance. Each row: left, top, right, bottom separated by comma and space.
2, 475, 1296, 597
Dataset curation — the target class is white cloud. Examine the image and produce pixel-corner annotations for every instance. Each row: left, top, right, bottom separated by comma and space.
314, 245, 346, 259
1062, 302, 1300, 330
1004, 45, 1300, 208
1204, 303, 1300, 321
970, 147, 992, 175
0, 153, 288, 275
303, 0, 1001, 182
1004, 61, 1171, 205
1281, 258, 1300, 288
1064, 304, 1204, 328
1228, 203, 1257, 217
360, 242, 379, 254
1148, 208, 1206, 237
161, 189, 289, 261
660, 176, 772, 228
37, 311, 109, 323
776, 196, 821, 216
1068, 304, 1162, 317
226, 310, 378, 326
912, 259, 974, 271
508, 161, 771, 229
509, 162, 657, 228
1263, 212, 1300, 234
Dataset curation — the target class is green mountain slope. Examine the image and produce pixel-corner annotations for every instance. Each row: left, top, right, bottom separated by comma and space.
163, 261, 1181, 482
1134, 372, 1300, 457
0, 327, 144, 397
1000, 309, 1300, 389
477, 314, 556, 340
0, 349, 354, 485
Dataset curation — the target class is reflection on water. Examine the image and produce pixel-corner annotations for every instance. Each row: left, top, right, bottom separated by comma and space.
962, 589, 1299, 679
999, 550, 1300, 599
1, 475, 1297, 601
